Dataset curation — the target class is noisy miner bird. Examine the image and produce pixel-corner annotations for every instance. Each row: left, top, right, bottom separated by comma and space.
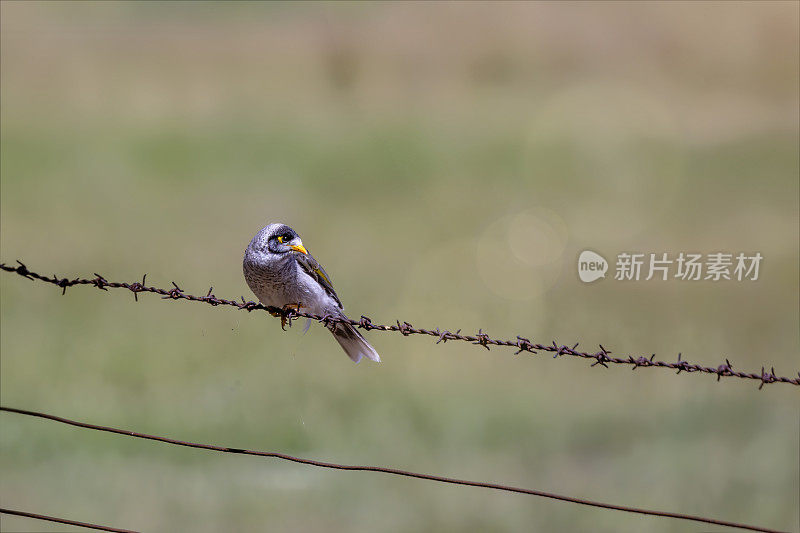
243, 223, 380, 363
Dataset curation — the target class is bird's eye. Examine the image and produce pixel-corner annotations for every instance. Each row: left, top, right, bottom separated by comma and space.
276, 236, 284, 244
282, 234, 293, 242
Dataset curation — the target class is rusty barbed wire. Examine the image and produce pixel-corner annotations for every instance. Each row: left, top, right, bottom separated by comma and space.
0, 506, 139, 533
1, 406, 788, 533
1, 260, 798, 388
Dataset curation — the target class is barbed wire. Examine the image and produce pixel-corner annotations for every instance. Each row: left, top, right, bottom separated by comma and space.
0, 506, 138, 533
2, 260, 797, 388
1, 406, 788, 533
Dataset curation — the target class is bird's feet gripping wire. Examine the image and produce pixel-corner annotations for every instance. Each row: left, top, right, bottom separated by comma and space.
275, 302, 303, 330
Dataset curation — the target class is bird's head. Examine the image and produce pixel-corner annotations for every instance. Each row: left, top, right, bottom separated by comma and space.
248, 223, 308, 260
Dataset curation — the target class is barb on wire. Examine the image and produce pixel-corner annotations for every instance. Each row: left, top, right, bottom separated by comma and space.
0, 506, 138, 533
1, 260, 797, 388
1, 406, 787, 533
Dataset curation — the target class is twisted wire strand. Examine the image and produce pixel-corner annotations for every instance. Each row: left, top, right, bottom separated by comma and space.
2, 260, 797, 387
1, 406, 787, 533
0, 506, 138, 533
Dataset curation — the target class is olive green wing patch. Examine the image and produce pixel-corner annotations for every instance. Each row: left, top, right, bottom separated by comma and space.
294, 251, 343, 308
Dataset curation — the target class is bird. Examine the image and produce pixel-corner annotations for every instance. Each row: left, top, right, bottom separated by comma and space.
243, 223, 381, 363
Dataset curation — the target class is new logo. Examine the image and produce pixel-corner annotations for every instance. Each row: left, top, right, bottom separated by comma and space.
578, 250, 608, 283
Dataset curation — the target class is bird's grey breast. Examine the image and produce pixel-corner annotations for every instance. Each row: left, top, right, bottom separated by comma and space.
243, 250, 299, 307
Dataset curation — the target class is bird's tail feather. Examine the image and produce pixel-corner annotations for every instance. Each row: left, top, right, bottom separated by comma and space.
331, 321, 381, 363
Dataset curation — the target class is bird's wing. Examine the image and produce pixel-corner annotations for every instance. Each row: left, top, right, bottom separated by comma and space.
294, 251, 343, 308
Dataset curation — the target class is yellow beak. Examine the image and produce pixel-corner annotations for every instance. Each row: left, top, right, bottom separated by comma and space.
289, 244, 308, 255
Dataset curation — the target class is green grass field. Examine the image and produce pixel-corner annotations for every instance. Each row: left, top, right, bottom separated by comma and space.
1, 3, 798, 532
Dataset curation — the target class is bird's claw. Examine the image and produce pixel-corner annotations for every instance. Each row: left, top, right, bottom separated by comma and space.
280, 303, 302, 330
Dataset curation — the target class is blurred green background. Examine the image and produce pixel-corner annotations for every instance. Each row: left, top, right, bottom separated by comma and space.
1, 2, 798, 532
